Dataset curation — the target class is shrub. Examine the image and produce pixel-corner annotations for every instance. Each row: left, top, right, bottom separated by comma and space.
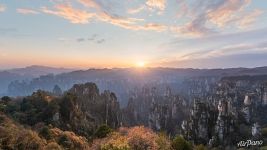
45, 142, 63, 150
195, 144, 207, 150
262, 127, 267, 137
58, 135, 74, 148
101, 143, 130, 150
171, 136, 193, 150
39, 126, 52, 140
95, 124, 113, 138
156, 132, 171, 150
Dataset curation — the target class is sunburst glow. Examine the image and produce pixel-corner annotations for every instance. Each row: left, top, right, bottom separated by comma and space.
136, 61, 146, 68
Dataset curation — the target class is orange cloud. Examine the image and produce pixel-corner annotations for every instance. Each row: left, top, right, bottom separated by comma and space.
77, 0, 100, 9
17, 8, 39, 14
40, 0, 263, 37
127, 5, 145, 14
146, 0, 166, 11
41, 2, 167, 32
97, 12, 167, 31
41, 4, 95, 24
207, 0, 251, 27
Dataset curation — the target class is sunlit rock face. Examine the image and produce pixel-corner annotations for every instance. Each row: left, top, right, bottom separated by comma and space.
181, 99, 218, 145
214, 99, 237, 145
262, 83, 267, 106
244, 95, 252, 106
252, 122, 261, 139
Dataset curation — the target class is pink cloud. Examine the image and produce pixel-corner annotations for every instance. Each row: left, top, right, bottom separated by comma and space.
17, 8, 39, 14
237, 9, 263, 28
41, 4, 95, 24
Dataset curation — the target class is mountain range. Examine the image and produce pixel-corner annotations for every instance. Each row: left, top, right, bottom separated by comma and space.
1, 65, 267, 105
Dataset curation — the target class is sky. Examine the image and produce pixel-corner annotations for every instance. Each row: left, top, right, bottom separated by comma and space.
0, 0, 267, 69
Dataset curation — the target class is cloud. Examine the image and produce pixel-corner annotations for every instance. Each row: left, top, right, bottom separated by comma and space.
127, 0, 166, 15
146, 0, 166, 11
97, 12, 166, 31
157, 28, 267, 68
180, 41, 267, 60
41, 4, 95, 24
75, 34, 106, 44
77, 0, 99, 9
97, 39, 105, 44
170, 15, 216, 36
17, 8, 39, 14
237, 9, 263, 28
158, 53, 267, 68
156, 39, 267, 68
205, 0, 251, 27
76, 38, 85, 42
88, 34, 97, 40
40, 0, 264, 37
171, 0, 262, 36
42, 2, 168, 32
0, 4, 6, 12
77, 0, 118, 15
127, 5, 145, 14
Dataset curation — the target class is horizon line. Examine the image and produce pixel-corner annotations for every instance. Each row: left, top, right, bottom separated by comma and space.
1, 64, 267, 71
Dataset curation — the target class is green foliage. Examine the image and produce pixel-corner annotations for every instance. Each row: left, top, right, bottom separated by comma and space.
59, 93, 77, 122
195, 144, 207, 150
171, 136, 193, 150
94, 124, 113, 138
262, 127, 267, 137
260, 146, 267, 150
239, 124, 251, 139
0, 97, 18, 114
58, 135, 74, 149
101, 144, 130, 150
39, 126, 52, 140
44, 142, 63, 150
128, 135, 151, 150
0, 103, 5, 112
19, 90, 52, 125
1, 96, 11, 104
5, 101, 20, 114
156, 132, 171, 150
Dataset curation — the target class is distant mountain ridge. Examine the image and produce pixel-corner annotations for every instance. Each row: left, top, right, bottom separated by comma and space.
5, 65, 75, 77
0, 65, 75, 95
4, 66, 267, 105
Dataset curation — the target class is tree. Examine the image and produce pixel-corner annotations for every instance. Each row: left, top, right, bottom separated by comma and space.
1, 96, 11, 104
156, 132, 171, 150
195, 144, 207, 150
39, 126, 52, 140
94, 124, 113, 138
58, 135, 73, 149
59, 93, 77, 122
53, 85, 62, 96
171, 136, 193, 150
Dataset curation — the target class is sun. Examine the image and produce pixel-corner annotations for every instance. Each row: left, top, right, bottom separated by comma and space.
136, 61, 146, 68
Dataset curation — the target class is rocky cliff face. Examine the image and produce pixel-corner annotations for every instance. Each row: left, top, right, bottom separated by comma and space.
1, 82, 122, 139
56, 82, 121, 137
123, 86, 188, 135
181, 76, 267, 147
